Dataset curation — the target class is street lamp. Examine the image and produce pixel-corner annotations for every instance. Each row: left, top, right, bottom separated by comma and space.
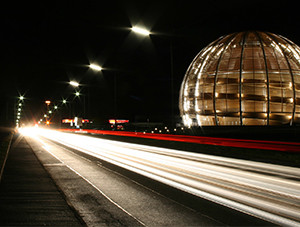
131, 26, 150, 36
131, 25, 175, 126
89, 64, 102, 71
70, 81, 79, 87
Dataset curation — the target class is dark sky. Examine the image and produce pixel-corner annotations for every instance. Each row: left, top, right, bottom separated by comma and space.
1, 0, 300, 126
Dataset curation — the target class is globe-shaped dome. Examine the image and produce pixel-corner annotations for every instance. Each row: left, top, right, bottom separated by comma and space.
179, 31, 300, 126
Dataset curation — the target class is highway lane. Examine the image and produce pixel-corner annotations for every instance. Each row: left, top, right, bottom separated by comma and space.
21, 127, 300, 226
22, 128, 221, 226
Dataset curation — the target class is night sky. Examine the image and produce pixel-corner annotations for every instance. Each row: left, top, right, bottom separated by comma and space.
1, 0, 300, 126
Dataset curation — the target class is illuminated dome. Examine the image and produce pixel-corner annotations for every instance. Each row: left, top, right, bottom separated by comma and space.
179, 31, 300, 126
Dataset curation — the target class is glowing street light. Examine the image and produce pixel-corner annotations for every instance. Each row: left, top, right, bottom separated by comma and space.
19, 96, 24, 100
62, 99, 67, 104
131, 26, 150, 36
75, 91, 80, 96
70, 81, 79, 87
89, 64, 102, 71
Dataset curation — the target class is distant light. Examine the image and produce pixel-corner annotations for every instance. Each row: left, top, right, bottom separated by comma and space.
44, 114, 47, 118
62, 99, 67, 104
54, 106, 58, 109
19, 96, 24, 100
131, 26, 150, 36
18, 103, 22, 106
109, 119, 129, 124
70, 81, 79, 87
49, 110, 52, 114
89, 64, 102, 71
46, 121, 50, 125
45, 100, 51, 105
75, 91, 80, 96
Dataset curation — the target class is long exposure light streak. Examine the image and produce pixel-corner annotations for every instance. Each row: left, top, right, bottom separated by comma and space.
20, 127, 300, 226
59, 128, 300, 152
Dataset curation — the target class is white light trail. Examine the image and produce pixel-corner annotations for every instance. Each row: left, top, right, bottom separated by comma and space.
21, 127, 300, 226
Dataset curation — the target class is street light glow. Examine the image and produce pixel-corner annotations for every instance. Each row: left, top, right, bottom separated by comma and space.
75, 91, 80, 96
70, 81, 79, 87
19, 96, 24, 100
89, 64, 102, 71
131, 26, 150, 36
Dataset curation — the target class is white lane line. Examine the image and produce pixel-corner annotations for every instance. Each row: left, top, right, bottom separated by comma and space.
65, 165, 146, 227
44, 163, 65, 166
40, 139, 146, 227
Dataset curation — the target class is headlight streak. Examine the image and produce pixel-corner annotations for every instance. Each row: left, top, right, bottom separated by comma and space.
22, 128, 300, 226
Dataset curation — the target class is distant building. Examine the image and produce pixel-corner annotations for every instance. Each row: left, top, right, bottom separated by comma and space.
179, 31, 300, 126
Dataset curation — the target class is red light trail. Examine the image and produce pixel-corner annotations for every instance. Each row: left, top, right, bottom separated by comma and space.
59, 129, 300, 152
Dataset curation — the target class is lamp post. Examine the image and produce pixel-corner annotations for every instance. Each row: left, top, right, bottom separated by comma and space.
45, 100, 51, 126
70, 81, 81, 118
131, 26, 175, 126
16, 96, 25, 128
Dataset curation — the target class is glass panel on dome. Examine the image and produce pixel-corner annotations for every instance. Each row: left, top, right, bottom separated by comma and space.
180, 31, 300, 126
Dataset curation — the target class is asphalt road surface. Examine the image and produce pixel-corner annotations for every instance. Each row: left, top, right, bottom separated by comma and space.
21, 127, 300, 226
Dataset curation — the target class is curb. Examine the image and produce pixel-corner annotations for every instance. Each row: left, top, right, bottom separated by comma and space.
0, 132, 14, 183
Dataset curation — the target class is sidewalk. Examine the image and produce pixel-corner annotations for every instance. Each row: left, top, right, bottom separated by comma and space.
0, 134, 85, 226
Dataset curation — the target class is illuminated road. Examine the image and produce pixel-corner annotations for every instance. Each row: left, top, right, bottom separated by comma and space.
21, 128, 300, 226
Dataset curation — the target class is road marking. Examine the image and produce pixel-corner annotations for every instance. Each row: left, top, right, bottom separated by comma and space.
44, 163, 65, 166
40, 139, 145, 226
65, 165, 146, 226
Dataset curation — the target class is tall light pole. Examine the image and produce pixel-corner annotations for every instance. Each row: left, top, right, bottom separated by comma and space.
131, 26, 175, 126
45, 100, 51, 126
89, 64, 102, 121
